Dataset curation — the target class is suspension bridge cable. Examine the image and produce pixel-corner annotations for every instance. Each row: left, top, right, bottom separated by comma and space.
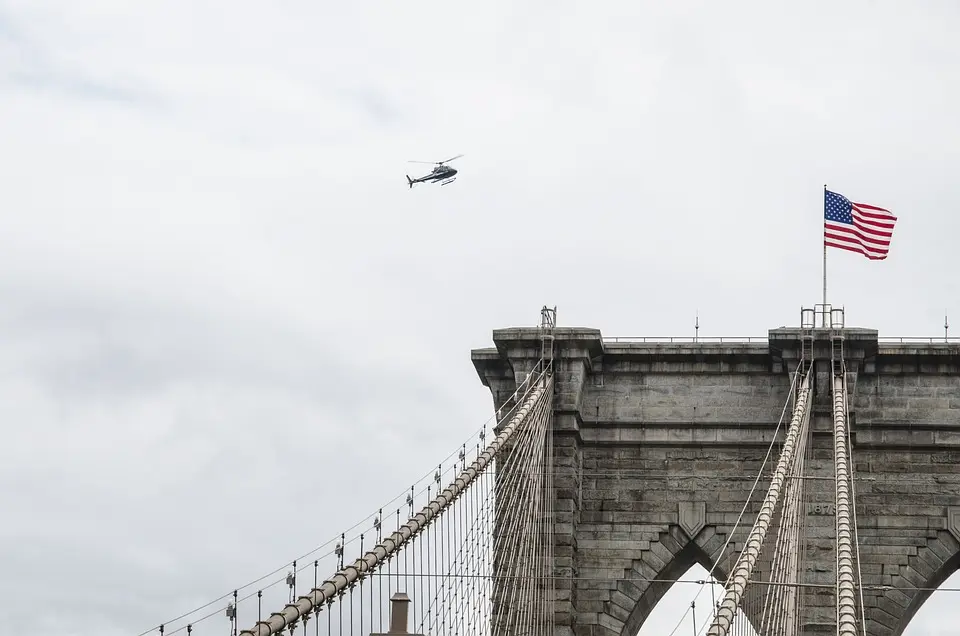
833, 371, 858, 635
200, 569, 960, 593
234, 369, 552, 636
843, 371, 868, 636
703, 367, 813, 636
139, 364, 546, 636
664, 360, 805, 636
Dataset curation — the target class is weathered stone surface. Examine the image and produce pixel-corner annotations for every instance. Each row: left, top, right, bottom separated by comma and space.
947, 507, 960, 543
472, 325, 960, 636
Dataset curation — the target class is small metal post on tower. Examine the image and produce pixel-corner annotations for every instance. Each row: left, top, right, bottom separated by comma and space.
695, 310, 700, 342
539, 305, 557, 372
946, 311, 950, 342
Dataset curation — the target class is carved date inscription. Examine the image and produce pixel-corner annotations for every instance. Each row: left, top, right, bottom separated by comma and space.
806, 503, 835, 516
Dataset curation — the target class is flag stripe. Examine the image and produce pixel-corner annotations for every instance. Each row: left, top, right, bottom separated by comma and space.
826, 219, 891, 242
824, 228, 888, 248
852, 202, 893, 213
853, 204, 897, 223
822, 227, 892, 257
823, 231, 890, 257
824, 240, 889, 260
848, 214, 892, 238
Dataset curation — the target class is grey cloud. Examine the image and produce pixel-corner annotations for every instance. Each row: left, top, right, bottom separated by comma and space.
0, 282, 449, 410
336, 88, 407, 127
0, 10, 160, 110
7, 68, 155, 107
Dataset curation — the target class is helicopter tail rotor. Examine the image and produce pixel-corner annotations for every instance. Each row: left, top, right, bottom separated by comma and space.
406, 175, 414, 188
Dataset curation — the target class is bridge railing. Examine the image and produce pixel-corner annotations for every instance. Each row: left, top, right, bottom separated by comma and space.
603, 336, 766, 343
878, 337, 960, 344
602, 336, 960, 344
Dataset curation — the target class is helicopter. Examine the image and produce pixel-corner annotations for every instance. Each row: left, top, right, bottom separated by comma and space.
406, 154, 463, 188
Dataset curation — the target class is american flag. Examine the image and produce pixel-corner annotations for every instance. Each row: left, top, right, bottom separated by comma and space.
823, 189, 897, 260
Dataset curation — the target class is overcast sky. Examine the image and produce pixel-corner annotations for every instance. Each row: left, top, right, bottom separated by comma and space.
2, 1, 959, 635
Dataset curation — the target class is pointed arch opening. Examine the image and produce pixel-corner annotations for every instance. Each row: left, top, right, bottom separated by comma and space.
894, 548, 960, 636
623, 535, 727, 635
634, 562, 726, 636
592, 525, 760, 636
901, 570, 960, 635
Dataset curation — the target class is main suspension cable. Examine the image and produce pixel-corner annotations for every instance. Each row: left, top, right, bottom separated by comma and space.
237, 368, 552, 636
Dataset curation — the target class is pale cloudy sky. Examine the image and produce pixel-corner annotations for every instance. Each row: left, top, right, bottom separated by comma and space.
2, 1, 959, 635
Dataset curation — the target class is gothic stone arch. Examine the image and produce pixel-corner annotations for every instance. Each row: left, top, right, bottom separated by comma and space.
614, 524, 732, 636
472, 325, 960, 636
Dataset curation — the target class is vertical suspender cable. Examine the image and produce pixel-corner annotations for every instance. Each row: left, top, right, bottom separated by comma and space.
238, 371, 551, 636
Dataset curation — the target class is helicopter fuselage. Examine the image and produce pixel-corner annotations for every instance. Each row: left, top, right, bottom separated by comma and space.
408, 166, 457, 187
406, 154, 463, 188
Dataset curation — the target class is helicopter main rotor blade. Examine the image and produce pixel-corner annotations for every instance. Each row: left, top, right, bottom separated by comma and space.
407, 154, 464, 165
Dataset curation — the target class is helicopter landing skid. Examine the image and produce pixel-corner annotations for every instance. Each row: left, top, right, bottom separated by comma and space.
441, 177, 457, 186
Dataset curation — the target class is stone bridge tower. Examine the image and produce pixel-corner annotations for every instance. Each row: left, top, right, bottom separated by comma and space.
471, 307, 960, 636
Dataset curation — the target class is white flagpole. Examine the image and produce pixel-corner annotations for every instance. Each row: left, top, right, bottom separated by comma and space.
823, 184, 828, 326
